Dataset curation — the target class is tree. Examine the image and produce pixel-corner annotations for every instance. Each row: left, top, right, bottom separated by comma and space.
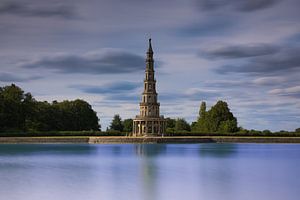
0, 87, 4, 131
199, 101, 206, 119
166, 118, 176, 129
192, 101, 208, 132
0, 84, 101, 132
123, 118, 133, 132
165, 117, 176, 134
219, 119, 238, 133
0, 84, 25, 131
175, 118, 191, 132
55, 99, 100, 131
194, 100, 238, 133
208, 101, 237, 133
23, 93, 38, 131
110, 114, 123, 132
191, 121, 197, 131
295, 128, 300, 133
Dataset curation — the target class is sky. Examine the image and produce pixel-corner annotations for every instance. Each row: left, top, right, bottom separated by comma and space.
0, 0, 299, 131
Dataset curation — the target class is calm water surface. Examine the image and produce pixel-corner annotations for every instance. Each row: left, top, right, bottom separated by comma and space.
0, 144, 299, 200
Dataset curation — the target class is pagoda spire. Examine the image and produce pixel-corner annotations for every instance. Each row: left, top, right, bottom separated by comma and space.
148, 38, 153, 53
146, 38, 154, 70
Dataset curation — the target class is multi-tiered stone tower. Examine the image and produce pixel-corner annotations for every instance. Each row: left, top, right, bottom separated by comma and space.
133, 39, 166, 136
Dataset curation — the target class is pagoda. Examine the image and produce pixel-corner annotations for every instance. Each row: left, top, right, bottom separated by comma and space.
133, 39, 166, 136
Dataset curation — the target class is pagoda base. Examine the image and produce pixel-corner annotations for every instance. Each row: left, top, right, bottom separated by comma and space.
132, 116, 166, 137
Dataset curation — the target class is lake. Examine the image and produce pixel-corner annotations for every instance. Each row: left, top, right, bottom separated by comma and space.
0, 143, 299, 200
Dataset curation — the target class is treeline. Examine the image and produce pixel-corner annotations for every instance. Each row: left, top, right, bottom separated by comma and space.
1, 84, 299, 136
164, 101, 237, 134
108, 101, 300, 136
107, 100, 239, 134
107, 114, 192, 134
0, 84, 100, 132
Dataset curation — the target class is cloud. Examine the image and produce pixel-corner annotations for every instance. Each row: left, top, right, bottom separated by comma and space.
70, 81, 141, 102
71, 81, 140, 94
176, 18, 234, 37
286, 33, 300, 44
105, 93, 139, 102
21, 51, 145, 74
237, 0, 278, 12
252, 76, 285, 86
269, 86, 300, 98
203, 80, 252, 89
184, 88, 221, 100
198, 0, 278, 12
0, 72, 42, 82
201, 44, 279, 59
216, 47, 300, 75
0, 2, 77, 19
204, 76, 300, 91
160, 88, 221, 102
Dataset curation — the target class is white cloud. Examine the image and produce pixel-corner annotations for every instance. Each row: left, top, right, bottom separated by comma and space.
253, 76, 285, 85
269, 85, 300, 96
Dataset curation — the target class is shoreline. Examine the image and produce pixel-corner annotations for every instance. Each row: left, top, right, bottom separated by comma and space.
0, 136, 300, 144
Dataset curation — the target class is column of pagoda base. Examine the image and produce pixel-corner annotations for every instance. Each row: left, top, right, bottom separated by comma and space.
133, 117, 166, 137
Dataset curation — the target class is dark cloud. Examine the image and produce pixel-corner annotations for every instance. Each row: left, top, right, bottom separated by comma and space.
0, 2, 77, 19
71, 81, 140, 94
198, 0, 278, 12
0, 72, 42, 82
177, 18, 234, 37
70, 81, 140, 102
201, 44, 279, 59
237, 0, 278, 12
21, 51, 145, 74
216, 47, 300, 75
286, 33, 300, 44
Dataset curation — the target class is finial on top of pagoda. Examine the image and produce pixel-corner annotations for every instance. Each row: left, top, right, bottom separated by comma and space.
147, 38, 153, 54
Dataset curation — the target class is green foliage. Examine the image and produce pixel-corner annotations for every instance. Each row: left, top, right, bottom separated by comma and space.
262, 129, 271, 134
166, 127, 175, 134
167, 130, 300, 137
0, 130, 125, 137
165, 118, 176, 129
109, 114, 124, 132
123, 118, 133, 132
295, 128, 300, 133
0, 84, 100, 132
199, 101, 206, 119
0, 84, 31, 131
175, 118, 191, 132
165, 118, 190, 134
165, 118, 177, 134
193, 100, 238, 133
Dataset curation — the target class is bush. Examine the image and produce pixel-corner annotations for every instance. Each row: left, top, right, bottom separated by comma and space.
0, 131, 126, 137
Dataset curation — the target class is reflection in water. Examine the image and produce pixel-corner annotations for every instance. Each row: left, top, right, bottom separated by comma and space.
0, 144, 300, 200
199, 143, 237, 157
0, 144, 98, 156
135, 144, 166, 200
135, 144, 166, 157
197, 144, 238, 199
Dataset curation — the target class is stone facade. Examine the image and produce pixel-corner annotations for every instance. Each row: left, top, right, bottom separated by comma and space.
133, 39, 166, 136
